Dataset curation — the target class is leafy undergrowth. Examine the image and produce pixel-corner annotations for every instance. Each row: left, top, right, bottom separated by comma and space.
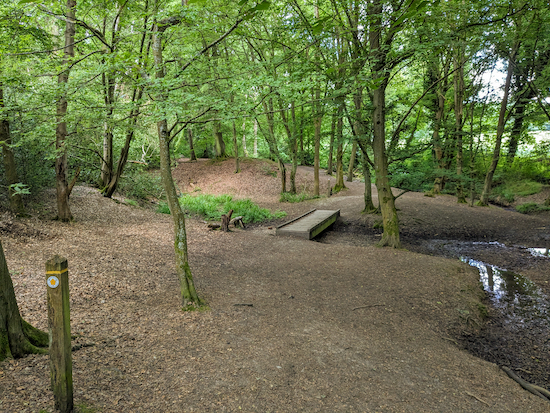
279, 192, 319, 203
493, 180, 543, 203
158, 193, 286, 223
516, 202, 550, 214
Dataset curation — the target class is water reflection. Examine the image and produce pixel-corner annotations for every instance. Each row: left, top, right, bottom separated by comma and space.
528, 247, 550, 257
461, 257, 549, 325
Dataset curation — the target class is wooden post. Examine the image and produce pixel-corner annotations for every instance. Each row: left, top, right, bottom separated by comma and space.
46, 255, 73, 413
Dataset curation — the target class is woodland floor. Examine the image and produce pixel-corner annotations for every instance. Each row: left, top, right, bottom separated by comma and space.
1, 157, 550, 412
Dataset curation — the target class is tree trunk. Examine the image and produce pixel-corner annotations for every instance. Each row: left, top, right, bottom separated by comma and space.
188, 127, 197, 161
290, 102, 298, 194
453, 50, 466, 203
100, 71, 115, 188
253, 118, 258, 157
479, 44, 518, 206
213, 119, 226, 158
102, 4, 149, 198
0, 86, 25, 215
153, 19, 201, 307
370, 0, 400, 248
313, 90, 321, 197
362, 153, 377, 213
506, 81, 532, 165
0, 239, 48, 362
55, 0, 76, 222
242, 119, 248, 157
327, 113, 336, 175
347, 140, 357, 182
232, 120, 240, 173
280, 100, 297, 194
262, 98, 286, 193
430, 57, 450, 194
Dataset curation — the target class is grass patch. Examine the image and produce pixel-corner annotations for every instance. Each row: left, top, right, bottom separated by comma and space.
516, 202, 550, 214
279, 192, 319, 203
493, 180, 543, 203
159, 193, 286, 223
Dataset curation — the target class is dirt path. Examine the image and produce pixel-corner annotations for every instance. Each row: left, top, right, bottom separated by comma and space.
1, 159, 550, 412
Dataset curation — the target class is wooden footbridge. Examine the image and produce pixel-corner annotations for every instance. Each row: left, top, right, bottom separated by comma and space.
276, 209, 340, 240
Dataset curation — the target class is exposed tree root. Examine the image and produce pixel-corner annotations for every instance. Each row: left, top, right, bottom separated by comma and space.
502, 366, 550, 401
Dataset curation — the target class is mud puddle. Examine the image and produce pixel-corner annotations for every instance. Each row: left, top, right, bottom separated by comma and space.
409, 239, 550, 389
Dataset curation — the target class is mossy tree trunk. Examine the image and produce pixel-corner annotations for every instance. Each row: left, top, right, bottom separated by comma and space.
369, 0, 400, 248
153, 18, 201, 307
0, 239, 48, 362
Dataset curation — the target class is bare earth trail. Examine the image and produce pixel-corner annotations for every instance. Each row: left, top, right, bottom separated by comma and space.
1, 158, 550, 412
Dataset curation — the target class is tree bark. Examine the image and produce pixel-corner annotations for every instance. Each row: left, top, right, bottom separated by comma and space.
0, 86, 25, 215
153, 19, 201, 307
0, 239, 48, 362
313, 89, 322, 196
213, 119, 226, 158
55, 0, 76, 222
262, 98, 286, 193
188, 127, 197, 160
347, 140, 357, 182
479, 44, 519, 206
232, 120, 240, 173
369, 0, 400, 248
453, 49, 466, 203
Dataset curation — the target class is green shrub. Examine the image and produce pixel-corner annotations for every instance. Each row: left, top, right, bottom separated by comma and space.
492, 180, 543, 203
516, 202, 550, 214
279, 192, 319, 203
117, 168, 164, 201
159, 193, 287, 223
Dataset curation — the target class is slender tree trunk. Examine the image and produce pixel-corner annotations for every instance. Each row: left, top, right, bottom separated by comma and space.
0, 86, 25, 215
101, 72, 115, 188
430, 58, 450, 194
351, 88, 377, 213
370, 0, 400, 248
280, 100, 297, 193
479, 44, 519, 206
327, 113, 336, 175
453, 50, 466, 203
347, 141, 357, 182
253, 118, 258, 157
102, 1, 150, 198
262, 98, 286, 193
362, 154, 377, 213
188, 127, 197, 160
290, 102, 298, 194
232, 120, 240, 173
0, 239, 48, 362
242, 119, 248, 157
153, 18, 201, 307
313, 89, 321, 196
55, 0, 76, 222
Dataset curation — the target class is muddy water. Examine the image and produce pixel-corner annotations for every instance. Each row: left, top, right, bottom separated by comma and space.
410, 239, 550, 388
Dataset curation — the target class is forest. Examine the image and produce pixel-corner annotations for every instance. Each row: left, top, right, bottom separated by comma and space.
1, 0, 550, 411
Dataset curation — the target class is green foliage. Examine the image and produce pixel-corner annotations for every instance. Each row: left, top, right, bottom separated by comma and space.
492, 180, 543, 203
516, 203, 550, 214
158, 193, 286, 223
279, 192, 319, 203
117, 168, 164, 201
